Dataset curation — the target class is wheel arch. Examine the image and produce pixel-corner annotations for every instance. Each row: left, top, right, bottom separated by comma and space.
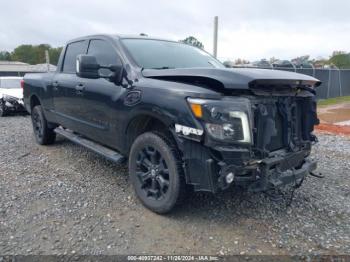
125, 113, 179, 154
29, 94, 41, 111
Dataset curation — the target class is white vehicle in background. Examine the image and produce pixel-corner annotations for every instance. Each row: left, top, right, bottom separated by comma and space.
0, 76, 25, 117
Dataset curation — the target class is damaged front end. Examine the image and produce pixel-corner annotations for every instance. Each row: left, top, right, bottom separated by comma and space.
178, 80, 320, 194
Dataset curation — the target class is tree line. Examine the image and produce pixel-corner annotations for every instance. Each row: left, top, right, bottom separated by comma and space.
328, 51, 350, 68
0, 44, 62, 65
0, 37, 203, 66
1, 39, 350, 69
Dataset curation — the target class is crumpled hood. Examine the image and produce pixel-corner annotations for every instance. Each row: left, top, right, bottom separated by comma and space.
142, 68, 321, 90
0, 88, 23, 99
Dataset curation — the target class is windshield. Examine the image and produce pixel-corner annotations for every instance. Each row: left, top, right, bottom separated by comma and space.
0, 79, 22, 89
121, 39, 225, 69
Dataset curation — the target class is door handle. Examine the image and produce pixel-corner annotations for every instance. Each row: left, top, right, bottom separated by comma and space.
75, 83, 85, 94
52, 81, 59, 91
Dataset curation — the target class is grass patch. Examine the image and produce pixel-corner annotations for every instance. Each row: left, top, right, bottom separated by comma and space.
318, 96, 350, 107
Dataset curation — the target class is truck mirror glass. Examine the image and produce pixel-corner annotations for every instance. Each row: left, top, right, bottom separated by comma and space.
76, 55, 100, 79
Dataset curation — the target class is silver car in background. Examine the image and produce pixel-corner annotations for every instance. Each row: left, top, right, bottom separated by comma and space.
0, 76, 25, 117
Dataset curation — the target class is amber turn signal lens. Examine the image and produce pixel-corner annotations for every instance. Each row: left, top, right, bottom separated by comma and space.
190, 103, 203, 118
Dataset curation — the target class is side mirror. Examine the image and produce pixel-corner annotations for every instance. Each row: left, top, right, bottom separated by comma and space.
76, 55, 100, 79
76, 54, 124, 84
108, 64, 124, 85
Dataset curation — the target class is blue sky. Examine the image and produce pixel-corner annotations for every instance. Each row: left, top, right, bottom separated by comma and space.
1, 0, 349, 62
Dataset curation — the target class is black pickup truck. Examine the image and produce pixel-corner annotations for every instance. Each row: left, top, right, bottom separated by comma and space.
24, 34, 320, 213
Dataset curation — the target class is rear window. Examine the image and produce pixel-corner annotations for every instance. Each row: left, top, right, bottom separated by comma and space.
0, 79, 21, 89
62, 40, 88, 73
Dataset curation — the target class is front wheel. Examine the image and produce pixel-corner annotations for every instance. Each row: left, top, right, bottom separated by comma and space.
31, 105, 56, 145
129, 132, 186, 214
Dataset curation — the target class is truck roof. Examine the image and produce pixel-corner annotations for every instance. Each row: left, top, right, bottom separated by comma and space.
67, 34, 177, 44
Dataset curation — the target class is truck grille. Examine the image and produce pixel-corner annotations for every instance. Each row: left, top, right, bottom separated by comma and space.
252, 96, 315, 157
265, 110, 284, 152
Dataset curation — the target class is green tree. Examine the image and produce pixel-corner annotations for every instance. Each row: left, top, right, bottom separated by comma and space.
48, 47, 63, 65
11, 44, 50, 64
11, 45, 35, 64
329, 53, 350, 69
179, 36, 204, 49
0, 51, 11, 61
332, 50, 346, 56
10, 44, 63, 65
310, 57, 328, 68
36, 44, 52, 64
291, 55, 310, 65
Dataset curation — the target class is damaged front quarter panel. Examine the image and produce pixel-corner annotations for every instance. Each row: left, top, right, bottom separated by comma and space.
175, 96, 256, 192
143, 67, 321, 194
175, 91, 319, 194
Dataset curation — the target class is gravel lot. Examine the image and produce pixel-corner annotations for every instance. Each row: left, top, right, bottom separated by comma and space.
1, 115, 349, 255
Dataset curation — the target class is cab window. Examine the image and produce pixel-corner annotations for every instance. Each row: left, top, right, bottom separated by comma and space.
62, 40, 88, 73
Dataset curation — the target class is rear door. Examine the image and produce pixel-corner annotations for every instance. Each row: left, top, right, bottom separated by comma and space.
52, 40, 88, 130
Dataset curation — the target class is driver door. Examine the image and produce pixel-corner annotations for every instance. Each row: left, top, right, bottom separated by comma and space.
74, 39, 124, 147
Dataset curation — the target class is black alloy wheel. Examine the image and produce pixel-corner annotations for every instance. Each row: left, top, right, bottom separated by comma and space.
129, 132, 186, 214
136, 146, 170, 200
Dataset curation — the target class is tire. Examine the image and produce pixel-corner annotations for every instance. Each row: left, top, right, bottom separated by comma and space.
0, 99, 7, 117
129, 132, 186, 214
31, 105, 56, 145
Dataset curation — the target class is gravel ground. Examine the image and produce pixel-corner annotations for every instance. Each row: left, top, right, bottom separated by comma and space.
0, 115, 349, 255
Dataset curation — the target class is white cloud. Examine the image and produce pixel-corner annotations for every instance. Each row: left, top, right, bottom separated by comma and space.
1, 0, 350, 61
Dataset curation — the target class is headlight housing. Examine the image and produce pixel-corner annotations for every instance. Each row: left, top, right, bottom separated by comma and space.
187, 97, 252, 143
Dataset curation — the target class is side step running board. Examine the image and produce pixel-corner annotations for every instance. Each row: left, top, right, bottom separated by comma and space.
54, 127, 125, 164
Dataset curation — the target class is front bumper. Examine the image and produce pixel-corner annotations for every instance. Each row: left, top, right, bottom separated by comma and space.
247, 158, 316, 192
218, 150, 317, 192
182, 139, 317, 193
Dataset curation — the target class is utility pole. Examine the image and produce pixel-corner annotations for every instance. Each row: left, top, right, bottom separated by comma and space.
45, 50, 50, 72
213, 16, 218, 58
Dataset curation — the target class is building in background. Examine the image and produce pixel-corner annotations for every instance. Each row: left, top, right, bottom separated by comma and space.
0, 61, 56, 77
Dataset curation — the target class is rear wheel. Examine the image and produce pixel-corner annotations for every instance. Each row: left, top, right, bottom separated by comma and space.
0, 99, 7, 117
31, 105, 56, 145
129, 132, 186, 214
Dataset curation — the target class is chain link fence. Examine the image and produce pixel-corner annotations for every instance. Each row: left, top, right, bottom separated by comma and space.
272, 67, 350, 100
234, 66, 350, 100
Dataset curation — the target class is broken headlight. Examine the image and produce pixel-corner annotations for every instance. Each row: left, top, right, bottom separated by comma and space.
187, 97, 252, 143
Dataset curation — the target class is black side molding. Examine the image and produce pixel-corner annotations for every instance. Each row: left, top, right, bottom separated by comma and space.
54, 127, 125, 164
